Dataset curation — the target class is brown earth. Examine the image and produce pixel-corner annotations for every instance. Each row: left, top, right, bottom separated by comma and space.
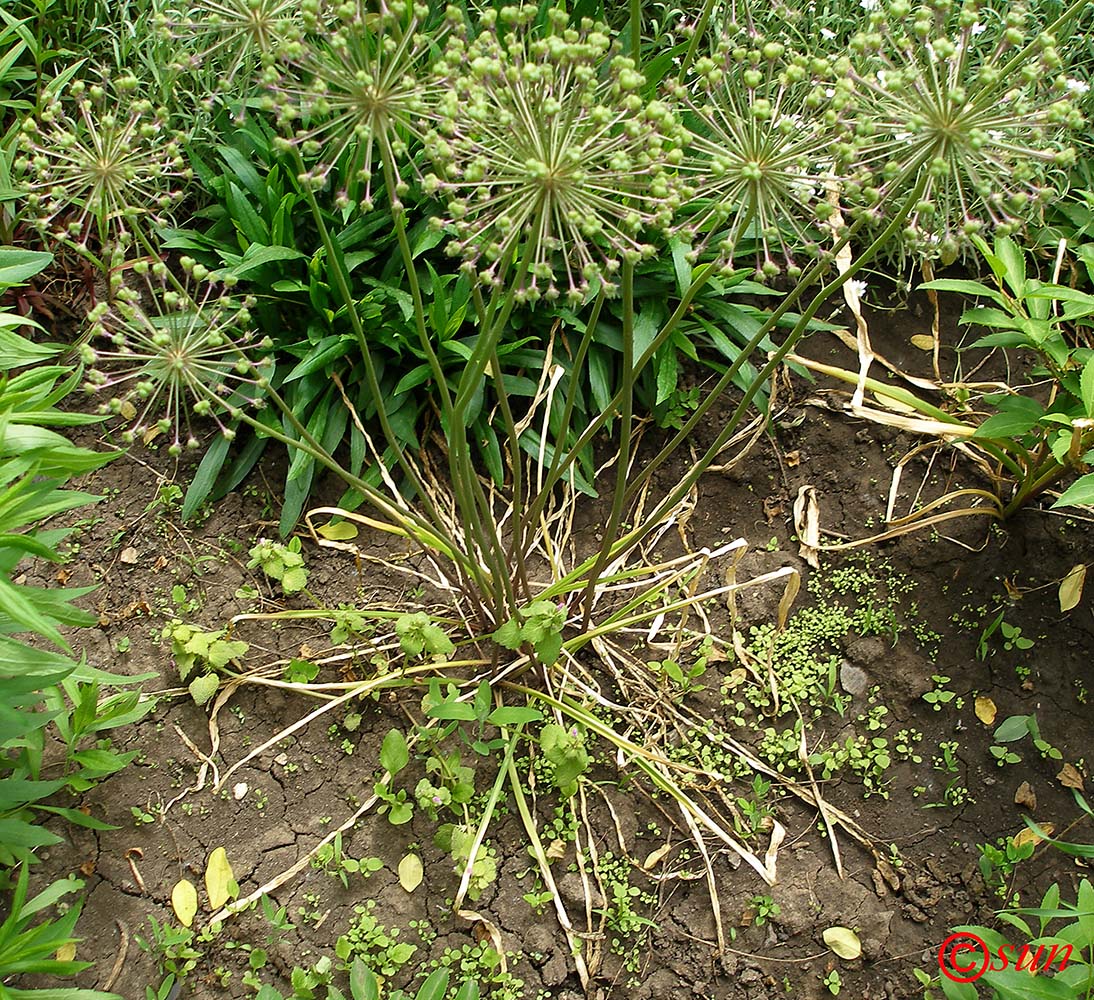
18, 289, 1094, 1000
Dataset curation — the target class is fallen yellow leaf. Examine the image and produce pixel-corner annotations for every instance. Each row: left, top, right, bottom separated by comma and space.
1012, 824, 1054, 850
171, 879, 198, 927
974, 696, 997, 726
205, 847, 235, 911
1059, 564, 1086, 613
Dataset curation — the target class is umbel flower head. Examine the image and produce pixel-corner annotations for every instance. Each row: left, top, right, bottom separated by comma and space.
668, 38, 845, 280
269, 0, 444, 212
81, 257, 272, 456
840, 0, 1082, 261
424, 6, 686, 303
17, 72, 190, 247
156, 0, 299, 92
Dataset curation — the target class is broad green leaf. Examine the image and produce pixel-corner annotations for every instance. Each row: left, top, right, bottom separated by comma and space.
349, 960, 380, 1000
919, 278, 1003, 302
994, 715, 1032, 742
974, 410, 1040, 439
980, 968, 1076, 998
0, 327, 59, 367
452, 980, 480, 1000
1052, 472, 1094, 509
205, 847, 235, 911
1082, 356, 1094, 418
415, 969, 451, 1000
171, 879, 198, 927
487, 706, 543, 726
0, 247, 52, 286
669, 237, 692, 295
961, 306, 1020, 329
379, 729, 409, 775
188, 674, 220, 706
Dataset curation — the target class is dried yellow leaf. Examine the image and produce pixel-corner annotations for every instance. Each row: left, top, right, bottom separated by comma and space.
1059, 564, 1086, 613
1012, 824, 1054, 849
974, 696, 997, 726
171, 878, 198, 927
398, 853, 423, 892
823, 926, 862, 960
642, 844, 671, 870
910, 334, 935, 351
205, 847, 235, 911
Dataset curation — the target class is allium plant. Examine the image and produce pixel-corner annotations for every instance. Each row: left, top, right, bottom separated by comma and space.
668, 39, 844, 280
17, 73, 190, 251
840, 0, 1082, 262
270, 0, 444, 213
156, 0, 300, 90
80, 257, 271, 456
425, 6, 686, 302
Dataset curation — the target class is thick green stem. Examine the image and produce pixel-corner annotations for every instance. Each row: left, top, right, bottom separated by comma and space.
579, 257, 635, 628
629, 0, 642, 67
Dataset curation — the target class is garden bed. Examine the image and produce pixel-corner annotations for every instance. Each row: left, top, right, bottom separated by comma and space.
24, 299, 1093, 1000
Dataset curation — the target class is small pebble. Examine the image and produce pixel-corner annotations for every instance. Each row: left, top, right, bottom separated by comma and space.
233, 782, 248, 800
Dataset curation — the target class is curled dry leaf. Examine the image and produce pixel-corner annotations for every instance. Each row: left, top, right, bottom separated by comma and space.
642, 843, 672, 871
974, 697, 997, 726
793, 486, 820, 570
822, 926, 863, 960
1014, 781, 1037, 812
1058, 763, 1086, 791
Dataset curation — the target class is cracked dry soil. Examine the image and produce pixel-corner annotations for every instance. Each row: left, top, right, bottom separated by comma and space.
19, 298, 1094, 1000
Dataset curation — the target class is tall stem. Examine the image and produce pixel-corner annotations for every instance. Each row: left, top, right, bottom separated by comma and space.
579, 257, 634, 628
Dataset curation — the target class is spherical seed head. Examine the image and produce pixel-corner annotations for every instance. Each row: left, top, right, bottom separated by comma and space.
671, 38, 843, 276
843, 0, 1081, 258
17, 70, 190, 248
426, 8, 686, 299
83, 260, 273, 452
270, 0, 443, 213
159, 0, 298, 89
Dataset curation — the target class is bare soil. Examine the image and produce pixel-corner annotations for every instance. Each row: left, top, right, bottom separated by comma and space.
20, 290, 1094, 1000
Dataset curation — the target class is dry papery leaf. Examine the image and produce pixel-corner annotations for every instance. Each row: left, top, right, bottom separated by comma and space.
642, 844, 672, 871
1058, 763, 1086, 791
1014, 781, 1037, 812
1059, 564, 1086, 613
793, 485, 820, 570
974, 696, 997, 726
910, 334, 935, 351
